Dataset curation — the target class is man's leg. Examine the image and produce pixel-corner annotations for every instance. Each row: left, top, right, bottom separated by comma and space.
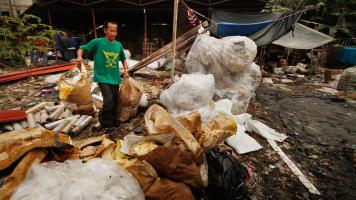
98, 83, 118, 128
110, 84, 120, 125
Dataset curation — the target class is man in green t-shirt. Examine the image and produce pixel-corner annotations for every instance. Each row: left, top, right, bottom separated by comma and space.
77, 20, 129, 128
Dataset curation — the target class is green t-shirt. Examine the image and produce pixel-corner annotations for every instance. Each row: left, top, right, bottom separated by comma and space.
80, 38, 126, 85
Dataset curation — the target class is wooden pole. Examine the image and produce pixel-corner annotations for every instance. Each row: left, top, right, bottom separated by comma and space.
91, 8, 98, 38
47, 9, 53, 26
144, 8, 147, 57
171, 0, 179, 82
8, 0, 14, 17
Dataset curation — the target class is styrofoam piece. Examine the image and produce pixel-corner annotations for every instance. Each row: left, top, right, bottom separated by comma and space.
245, 118, 287, 142
226, 124, 262, 154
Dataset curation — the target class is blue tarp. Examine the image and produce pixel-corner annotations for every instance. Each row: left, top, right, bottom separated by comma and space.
217, 21, 272, 37
338, 47, 356, 65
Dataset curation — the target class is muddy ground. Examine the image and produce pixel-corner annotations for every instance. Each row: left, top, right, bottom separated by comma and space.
0, 72, 355, 200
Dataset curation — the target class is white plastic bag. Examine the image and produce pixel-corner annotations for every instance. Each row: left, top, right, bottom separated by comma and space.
186, 35, 262, 114
160, 74, 215, 114
11, 159, 144, 200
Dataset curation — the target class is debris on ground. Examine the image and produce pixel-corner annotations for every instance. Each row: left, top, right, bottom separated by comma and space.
1, 26, 356, 200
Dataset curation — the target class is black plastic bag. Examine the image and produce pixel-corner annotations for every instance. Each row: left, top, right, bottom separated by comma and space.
206, 148, 248, 200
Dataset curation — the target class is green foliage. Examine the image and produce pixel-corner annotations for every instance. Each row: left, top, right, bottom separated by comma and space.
0, 14, 63, 67
266, 0, 356, 40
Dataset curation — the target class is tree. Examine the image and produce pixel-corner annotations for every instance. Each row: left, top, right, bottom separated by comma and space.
266, 0, 356, 40
0, 14, 63, 67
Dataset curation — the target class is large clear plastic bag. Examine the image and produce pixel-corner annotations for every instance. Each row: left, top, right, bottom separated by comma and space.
11, 159, 145, 200
186, 35, 261, 114
160, 74, 215, 114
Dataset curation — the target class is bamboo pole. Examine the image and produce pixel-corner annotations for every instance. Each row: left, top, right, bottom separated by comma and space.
171, 0, 179, 82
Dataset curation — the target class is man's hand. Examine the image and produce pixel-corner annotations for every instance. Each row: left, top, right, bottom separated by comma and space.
122, 60, 129, 77
76, 48, 83, 66
124, 69, 129, 77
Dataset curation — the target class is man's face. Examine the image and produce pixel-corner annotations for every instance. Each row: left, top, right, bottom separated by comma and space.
104, 22, 118, 41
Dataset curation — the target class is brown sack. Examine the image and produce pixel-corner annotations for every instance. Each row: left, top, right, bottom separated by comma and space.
0, 149, 48, 200
0, 128, 72, 170
127, 160, 195, 200
58, 63, 94, 115
144, 104, 202, 159
116, 76, 143, 121
116, 105, 138, 122
119, 76, 144, 106
197, 114, 237, 150
176, 111, 201, 137
144, 146, 204, 188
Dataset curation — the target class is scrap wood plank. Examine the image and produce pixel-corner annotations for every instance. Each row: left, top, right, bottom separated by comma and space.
129, 26, 200, 73
267, 139, 321, 195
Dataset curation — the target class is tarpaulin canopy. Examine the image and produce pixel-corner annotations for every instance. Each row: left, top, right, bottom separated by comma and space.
217, 21, 272, 37
210, 10, 302, 46
272, 23, 334, 49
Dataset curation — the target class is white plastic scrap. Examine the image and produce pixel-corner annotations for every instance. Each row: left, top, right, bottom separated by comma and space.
160, 74, 215, 114
245, 118, 287, 142
11, 159, 145, 200
214, 99, 262, 154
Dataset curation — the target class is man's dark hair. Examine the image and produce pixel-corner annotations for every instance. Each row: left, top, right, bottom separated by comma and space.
104, 20, 118, 29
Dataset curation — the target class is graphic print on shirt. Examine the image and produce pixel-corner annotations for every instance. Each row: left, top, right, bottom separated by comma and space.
103, 50, 118, 68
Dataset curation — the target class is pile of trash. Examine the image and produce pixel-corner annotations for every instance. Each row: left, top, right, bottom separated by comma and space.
0, 101, 93, 135
0, 103, 250, 200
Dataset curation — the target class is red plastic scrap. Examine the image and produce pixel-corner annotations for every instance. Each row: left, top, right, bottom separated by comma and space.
0, 110, 27, 123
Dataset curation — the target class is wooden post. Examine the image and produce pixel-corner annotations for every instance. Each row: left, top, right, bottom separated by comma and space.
8, 0, 14, 17
171, 0, 179, 82
47, 9, 53, 26
91, 8, 98, 38
144, 8, 147, 57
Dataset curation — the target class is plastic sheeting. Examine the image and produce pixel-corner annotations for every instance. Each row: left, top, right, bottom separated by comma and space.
11, 159, 145, 200
186, 35, 261, 114
272, 23, 334, 49
160, 74, 215, 114
337, 46, 356, 65
210, 10, 301, 46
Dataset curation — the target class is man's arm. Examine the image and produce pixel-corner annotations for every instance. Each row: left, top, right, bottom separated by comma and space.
77, 39, 97, 64
76, 48, 83, 64
121, 60, 129, 77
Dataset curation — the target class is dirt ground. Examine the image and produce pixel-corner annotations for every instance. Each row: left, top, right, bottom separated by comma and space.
244, 82, 356, 200
0, 71, 355, 200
